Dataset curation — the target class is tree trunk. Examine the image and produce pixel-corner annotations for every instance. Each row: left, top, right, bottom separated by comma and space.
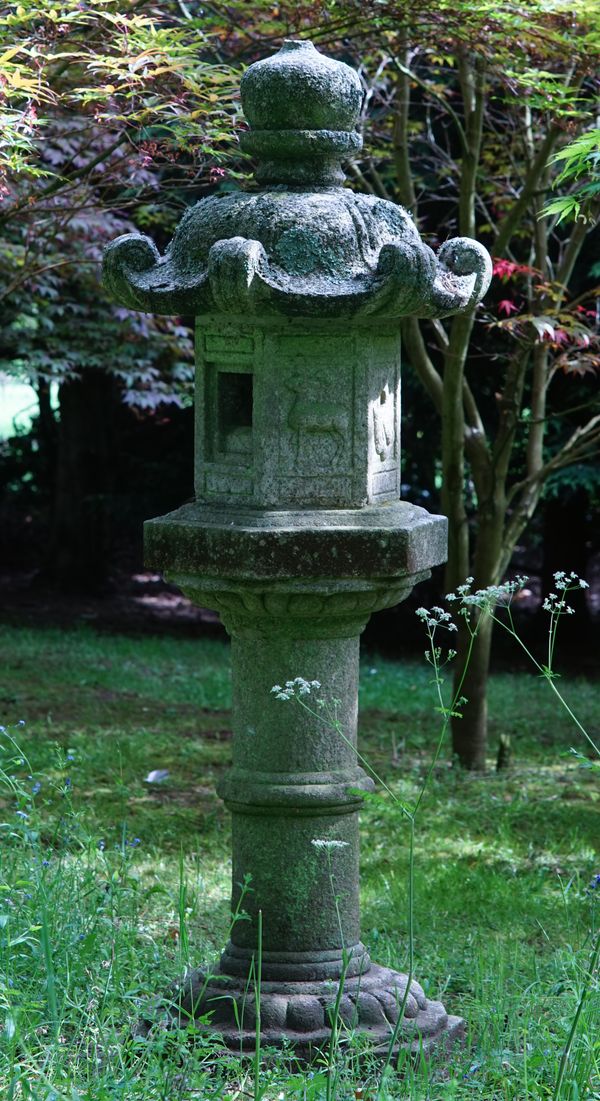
451, 610, 494, 770
450, 491, 505, 768
441, 312, 472, 592
46, 369, 116, 592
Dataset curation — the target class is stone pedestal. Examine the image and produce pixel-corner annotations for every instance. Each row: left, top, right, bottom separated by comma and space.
104, 36, 491, 1061
142, 502, 463, 1055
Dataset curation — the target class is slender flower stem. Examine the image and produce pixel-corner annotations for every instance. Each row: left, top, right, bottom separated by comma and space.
413, 617, 478, 816
326, 951, 349, 1101
552, 931, 600, 1101
496, 609, 599, 757
326, 847, 346, 949
376, 815, 415, 1092
253, 909, 262, 1101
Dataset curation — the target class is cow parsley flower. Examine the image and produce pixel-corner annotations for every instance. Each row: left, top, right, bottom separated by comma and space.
416, 606, 457, 632
271, 678, 321, 701
543, 573, 588, 615
446, 576, 528, 611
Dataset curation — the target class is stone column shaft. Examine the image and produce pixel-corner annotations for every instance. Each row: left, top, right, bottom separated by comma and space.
218, 631, 372, 981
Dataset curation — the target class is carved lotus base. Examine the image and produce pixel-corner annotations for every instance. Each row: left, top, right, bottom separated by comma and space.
142, 963, 464, 1060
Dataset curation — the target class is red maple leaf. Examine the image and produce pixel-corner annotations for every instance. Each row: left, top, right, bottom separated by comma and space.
498, 299, 519, 316
493, 259, 539, 281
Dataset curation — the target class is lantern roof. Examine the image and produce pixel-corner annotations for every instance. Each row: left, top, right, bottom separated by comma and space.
103, 40, 491, 320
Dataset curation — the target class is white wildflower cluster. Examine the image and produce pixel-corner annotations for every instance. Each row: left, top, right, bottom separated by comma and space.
552, 570, 589, 592
271, 677, 321, 701
415, 606, 458, 632
542, 572, 589, 615
543, 595, 575, 615
446, 576, 528, 610
311, 839, 349, 851
445, 577, 474, 601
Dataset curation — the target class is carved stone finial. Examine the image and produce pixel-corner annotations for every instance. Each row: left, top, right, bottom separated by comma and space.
239, 39, 363, 185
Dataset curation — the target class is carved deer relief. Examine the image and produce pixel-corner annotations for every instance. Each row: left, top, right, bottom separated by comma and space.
286, 389, 350, 472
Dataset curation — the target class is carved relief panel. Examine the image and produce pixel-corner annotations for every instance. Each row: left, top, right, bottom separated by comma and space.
263, 333, 356, 507
194, 324, 401, 510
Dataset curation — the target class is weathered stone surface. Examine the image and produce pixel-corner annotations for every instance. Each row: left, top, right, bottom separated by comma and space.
103, 193, 490, 320
240, 40, 363, 186
337, 995, 359, 1027
241, 41, 362, 136
101, 38, 477, 1061
191, 321, 405, 508
156, 963, 464, 1059
285, 996, 325, 1032
355, 991, 387, 1025
145, 501, 447, 579
103, 39, 491, 321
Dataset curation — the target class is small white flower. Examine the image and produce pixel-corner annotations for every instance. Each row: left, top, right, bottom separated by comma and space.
416, 605, 457, 632
272, 677, 321, 701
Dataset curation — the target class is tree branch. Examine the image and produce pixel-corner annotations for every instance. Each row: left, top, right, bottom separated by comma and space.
503, 414, 600, 559
553, 214, 598, 311
347, 161, 378, 196
0, 259, 98, 304
442, 310, 474, 587
1, 132, 130, 227
401, 316, 443, 413
392, 35, 417, 211
388, 56, 469, 159
365, 156, 393, 200
494, 126, 561, 255
491, 344, 531, 481
457, 51, 485, 239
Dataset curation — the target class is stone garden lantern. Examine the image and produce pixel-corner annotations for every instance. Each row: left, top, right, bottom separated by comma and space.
103, 40, 491, 1057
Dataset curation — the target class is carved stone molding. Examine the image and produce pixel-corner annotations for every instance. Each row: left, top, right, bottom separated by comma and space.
139, 963, 464, 1060
168, 576, 420, 638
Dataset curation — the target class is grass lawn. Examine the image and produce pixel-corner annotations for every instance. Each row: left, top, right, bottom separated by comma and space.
0, 622, 598, 1100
